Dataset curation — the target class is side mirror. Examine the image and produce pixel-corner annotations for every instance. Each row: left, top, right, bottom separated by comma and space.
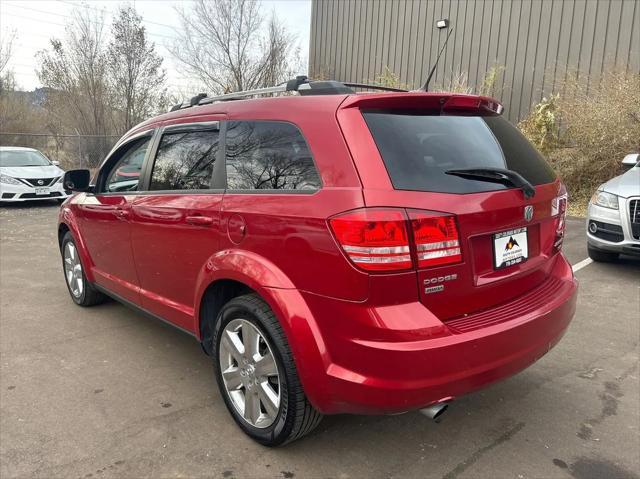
621, 153, 639, 167
63, 169, 92, 192
51, 160, 60, 166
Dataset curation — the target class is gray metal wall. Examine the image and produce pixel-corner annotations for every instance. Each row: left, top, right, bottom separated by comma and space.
309, 0, 640, 121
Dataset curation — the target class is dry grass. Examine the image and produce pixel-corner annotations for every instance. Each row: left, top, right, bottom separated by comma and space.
366, 66, 412, 90
520, 70, 640, 216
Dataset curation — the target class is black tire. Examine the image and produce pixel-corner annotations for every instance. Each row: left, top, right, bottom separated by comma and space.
587, 245, 618, 262
60, 232, 106, 306
212, 293, 322, 446
56, 198, 66, 204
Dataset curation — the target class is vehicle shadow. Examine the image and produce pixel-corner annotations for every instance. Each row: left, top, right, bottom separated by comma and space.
606, 255, 640, 269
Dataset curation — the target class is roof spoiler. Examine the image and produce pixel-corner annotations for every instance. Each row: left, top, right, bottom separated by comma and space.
339, 93, 504, 115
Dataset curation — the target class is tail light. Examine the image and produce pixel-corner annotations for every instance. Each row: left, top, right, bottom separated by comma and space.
552, 191, 568, 251
442, 95, 504, 115
329, 208, 462, 272
329, 208, 412, 271
409, 211, 462, 267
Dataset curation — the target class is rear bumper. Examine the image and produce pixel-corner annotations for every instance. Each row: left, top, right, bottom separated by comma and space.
291, 253, 577, 415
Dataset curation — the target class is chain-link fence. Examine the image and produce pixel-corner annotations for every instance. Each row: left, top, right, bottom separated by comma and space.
0, 132, 121, 170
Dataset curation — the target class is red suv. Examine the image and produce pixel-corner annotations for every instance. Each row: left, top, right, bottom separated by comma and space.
58, 78, 577, 446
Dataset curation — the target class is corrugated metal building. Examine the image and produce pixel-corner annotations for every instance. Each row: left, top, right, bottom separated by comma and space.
309, 0, 640, 121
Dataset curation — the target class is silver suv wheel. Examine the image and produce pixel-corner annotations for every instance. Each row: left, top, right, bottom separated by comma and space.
219, 318, 281, 428
63, 241, 84, 298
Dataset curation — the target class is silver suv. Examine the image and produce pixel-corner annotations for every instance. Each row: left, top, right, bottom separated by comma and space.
586, 153, 640, 261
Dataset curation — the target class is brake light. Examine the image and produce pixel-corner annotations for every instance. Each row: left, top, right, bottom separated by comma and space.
409, 211, 463, 267
329, 208, 412, 271
442, 95, 504, 115
552, 192, 568, 250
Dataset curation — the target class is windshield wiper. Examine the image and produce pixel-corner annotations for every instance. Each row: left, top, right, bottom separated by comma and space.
445, 167, 536, 199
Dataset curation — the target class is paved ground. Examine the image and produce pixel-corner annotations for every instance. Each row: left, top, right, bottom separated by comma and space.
0, 202, 638, 479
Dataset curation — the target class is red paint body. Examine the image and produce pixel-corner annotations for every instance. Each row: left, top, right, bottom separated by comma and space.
59, 92, 577, 414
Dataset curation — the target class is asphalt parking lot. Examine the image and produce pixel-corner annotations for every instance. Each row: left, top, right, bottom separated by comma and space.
0, 202, 638, 479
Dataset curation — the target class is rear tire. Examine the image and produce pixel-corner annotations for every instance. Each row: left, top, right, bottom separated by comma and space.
587, 245, 618, 262
61, 232, 105, 306
212, 293, 322, 446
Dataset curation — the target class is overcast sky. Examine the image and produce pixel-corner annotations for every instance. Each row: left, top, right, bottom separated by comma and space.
0, 0, 312, 92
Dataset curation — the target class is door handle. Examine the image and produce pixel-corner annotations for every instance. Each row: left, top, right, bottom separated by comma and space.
185, 215, 213, 226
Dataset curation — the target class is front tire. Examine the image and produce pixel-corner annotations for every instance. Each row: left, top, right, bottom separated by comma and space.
587, 244, 618, 262
61, 232, 105, 306
212, 293, 322, 446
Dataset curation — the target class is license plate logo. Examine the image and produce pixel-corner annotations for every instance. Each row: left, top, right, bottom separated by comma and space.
493, 227, 528, 269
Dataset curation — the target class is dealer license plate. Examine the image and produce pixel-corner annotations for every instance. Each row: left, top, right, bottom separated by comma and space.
493, 227, 528, 269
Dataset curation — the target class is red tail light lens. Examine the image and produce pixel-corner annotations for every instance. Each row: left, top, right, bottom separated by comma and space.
409, 211, 462, 268
552, 192, 568, 250
329, 208, 412, 271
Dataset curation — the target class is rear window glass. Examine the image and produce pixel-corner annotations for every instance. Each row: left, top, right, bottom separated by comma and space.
225, 121, 321, 191
362, 111, 556, 194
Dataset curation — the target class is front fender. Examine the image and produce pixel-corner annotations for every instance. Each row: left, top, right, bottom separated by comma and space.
194, 249, 333, 411
59, 204, 96, 283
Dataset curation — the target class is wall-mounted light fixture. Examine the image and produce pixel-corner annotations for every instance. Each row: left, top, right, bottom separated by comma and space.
436, 19, 449, 29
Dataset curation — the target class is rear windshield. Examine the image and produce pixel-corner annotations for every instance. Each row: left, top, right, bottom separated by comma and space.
362, 111, 556, 194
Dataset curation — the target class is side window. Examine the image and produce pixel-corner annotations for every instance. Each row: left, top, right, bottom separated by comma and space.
104, 138, 150, 193
225, 121, 321, 191
149, 129, 219, 191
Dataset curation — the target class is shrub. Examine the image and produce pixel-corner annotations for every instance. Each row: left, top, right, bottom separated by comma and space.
367, 66, 411, 90
519, 69, 640, 215
517, 94, 560, 153
431, 64, 505, 96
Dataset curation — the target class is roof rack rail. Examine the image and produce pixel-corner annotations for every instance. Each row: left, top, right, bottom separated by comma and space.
168, 76, 409, 112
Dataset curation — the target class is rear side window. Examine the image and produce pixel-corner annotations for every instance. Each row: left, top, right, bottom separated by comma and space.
362, 112, 556, 194
225, 121, 321, 191
149, 130, 219, 191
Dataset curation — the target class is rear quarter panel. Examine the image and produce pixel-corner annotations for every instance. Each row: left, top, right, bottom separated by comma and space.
217, 96, 369, 301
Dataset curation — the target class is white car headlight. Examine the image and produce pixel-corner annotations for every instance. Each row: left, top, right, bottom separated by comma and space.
591, 189, 619, 210
0, 174, 22, 186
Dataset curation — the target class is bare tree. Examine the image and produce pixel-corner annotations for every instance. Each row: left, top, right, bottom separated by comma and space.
37, 9, 113, 165
0, 29, 17, 92
170, 0, 298, 93
108, 6, 166, 131
0, 29, 15, 74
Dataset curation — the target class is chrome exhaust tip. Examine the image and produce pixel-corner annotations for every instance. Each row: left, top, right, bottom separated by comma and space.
419, 401, 450, 422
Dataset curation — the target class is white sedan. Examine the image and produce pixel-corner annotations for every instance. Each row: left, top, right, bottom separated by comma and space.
0, 147, 71, 203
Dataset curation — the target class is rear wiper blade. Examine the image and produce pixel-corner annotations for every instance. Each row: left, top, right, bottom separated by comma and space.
445, 167, 536, 199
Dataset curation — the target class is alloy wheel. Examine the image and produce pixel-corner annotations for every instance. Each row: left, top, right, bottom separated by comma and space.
219, 318, 281, 428
63, 241, 84, 298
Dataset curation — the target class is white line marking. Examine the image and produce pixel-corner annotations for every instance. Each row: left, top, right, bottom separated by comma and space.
572, 258, 593, 273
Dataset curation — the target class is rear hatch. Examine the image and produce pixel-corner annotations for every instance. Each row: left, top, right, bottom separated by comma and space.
337, 93, 566, 320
